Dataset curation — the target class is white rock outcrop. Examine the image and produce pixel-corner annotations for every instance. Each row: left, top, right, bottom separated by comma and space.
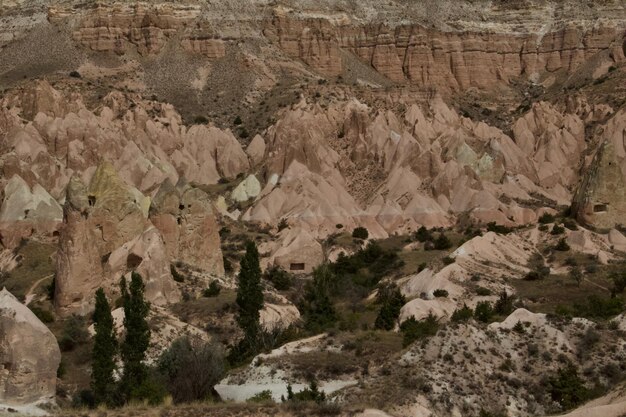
0, 288, 61, 405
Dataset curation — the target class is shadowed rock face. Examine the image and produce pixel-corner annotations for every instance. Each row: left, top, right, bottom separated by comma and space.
0, 288, 61, 406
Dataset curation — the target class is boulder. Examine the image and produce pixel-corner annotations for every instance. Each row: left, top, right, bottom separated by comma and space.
0, 288, 61, 405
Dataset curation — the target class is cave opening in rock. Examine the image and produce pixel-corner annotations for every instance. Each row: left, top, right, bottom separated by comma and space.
593, 203, 608, 213
290, 262, 305, 271
126, 253, 143, 270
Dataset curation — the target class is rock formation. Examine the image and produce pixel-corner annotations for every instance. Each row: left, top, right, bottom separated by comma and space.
150, 180, 224, 275
55, 163, 180, 316
0, 288, 60, 405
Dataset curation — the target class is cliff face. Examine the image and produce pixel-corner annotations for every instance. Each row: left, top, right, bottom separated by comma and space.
38, 1, 626, 91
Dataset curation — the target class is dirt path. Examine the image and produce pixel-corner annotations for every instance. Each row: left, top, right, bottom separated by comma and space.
24, 274, 53, 306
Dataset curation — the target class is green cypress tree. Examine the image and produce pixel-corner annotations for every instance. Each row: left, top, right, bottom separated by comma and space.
91, 288, 118, 406
120, 272, 151, 401
235, 241, 264, 352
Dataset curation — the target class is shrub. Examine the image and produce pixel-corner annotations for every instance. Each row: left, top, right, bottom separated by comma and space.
417, 262, 427, 273
551, 224, 565, 235
248, 390, 274, 403
513, 321, 525, 334
611, 272, 626, 295
526, 253, 550, 279
547, 364, 589, 410
233, 116, 242, 125
203, 281, 221, 297
374, 283, 406, 330
487, 222, 513, 234
300, 265, 337, 332
494, 291, 514, 316
433, 289, 449, 298
263, 265, 293, 291
59, 315, 89, 352
352, 227, 369, 240
538, 224, 549, 232
563, 218, 578, 231
30, 306, 54, 323
434, 233, 452, 250
554, 238, 570, 251
451, 304, 473, 322
538, 213, 555, 224
72, 389, 95, 409
442, 256, 455, 265
223, 256, 233, 274
475, 287, 492, 296
474, 301, 494, 323
193, 115, 209, 125
283, 380, 326, 404
400, 313, 439, 347
335, 224, 343, 229
574, 295, 623, 319
414, 226, 433, 243
569, 266, 583, 287
239, 128, 249, 139
69, 70, 82, 78
157, 337, 226, 403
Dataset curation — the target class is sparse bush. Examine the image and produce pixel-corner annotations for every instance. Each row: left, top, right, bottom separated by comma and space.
157, 337, 226, 403
474, 301, 494, 323
551, 224, 565, 235
69, 70, 82, 78
487, 222, 513, 234
417, 262, 427, 273
451, 304, 473, 322
193, 115, 209, 125
569, 266, 583, 287
414, 226, 433, 243
475, 286, 492, 296
539, 213, 555, 224
233, 116, 242, 125
59, 315, 89, 352
203, 281, 221, 297
248, 390, 274, 403
352, 227, 369, 240
563, 218, 578, 231
547, 364, 589, 410
554, 238, 570, 251
375, 283, 406, 330
283, 380, 326, 404
494, 291, 514, 316
400, 313, 439, 347
526, 253, 550, 280
442, 256, 455, 265
433, 289, 448, 298
434, 233, 452, 250
263, 265, 293, 291
30, 306, 54, 323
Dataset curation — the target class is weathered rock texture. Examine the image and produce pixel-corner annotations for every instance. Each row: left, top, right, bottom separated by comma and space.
55, 163, 180, 316
150, 180, 224, 275
574, 109, 626, 230
0, 288, 61, 405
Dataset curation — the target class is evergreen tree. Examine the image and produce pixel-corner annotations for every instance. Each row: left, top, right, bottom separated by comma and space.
119, 272, 151, 401
91, 288, 118, 406
301, 264, 337, 332
235, 241, 264, 353
375, 283, 406, 330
